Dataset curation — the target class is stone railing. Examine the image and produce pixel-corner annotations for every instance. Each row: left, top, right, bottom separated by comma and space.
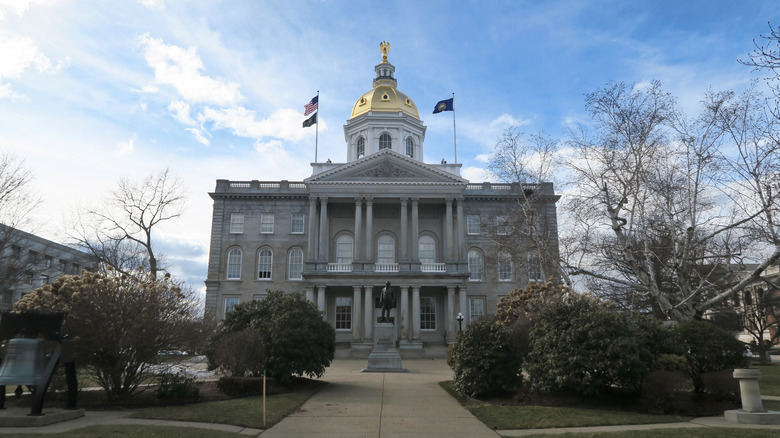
374, 263, 399, 273
327, 263, 353, 272
420, 263, 446, 272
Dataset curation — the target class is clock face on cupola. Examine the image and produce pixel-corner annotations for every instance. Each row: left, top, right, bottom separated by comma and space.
344, 42, 426, 163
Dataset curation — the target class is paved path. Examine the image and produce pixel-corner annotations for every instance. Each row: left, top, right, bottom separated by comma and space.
259, 359, 498, 437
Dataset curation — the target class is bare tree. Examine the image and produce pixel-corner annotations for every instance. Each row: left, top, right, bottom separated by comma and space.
737, 276, 780, 364
0, 154, 42, 303
71, 169, 185, 279
565, 80, 780, 321
485, 127, 571, 286
741, 22, 780, 119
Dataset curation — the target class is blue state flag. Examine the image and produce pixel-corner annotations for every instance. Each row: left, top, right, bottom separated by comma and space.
432, 97, 453, 114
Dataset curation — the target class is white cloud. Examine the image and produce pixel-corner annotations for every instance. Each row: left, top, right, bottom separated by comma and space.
186, 127, 210, 145
200, 106, 317, 143
474, 153, 491, 163
137, 33, 243, 106
461, 166, 490, 183
0, 0, 56, 20
168, 99, 195, 125
117, 133, 137, 155
137, 0, 163, 10
489, 113, 533, 130
0, 33, 52, 78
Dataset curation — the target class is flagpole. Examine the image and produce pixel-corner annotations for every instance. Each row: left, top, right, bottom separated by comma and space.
452, 92, 457, 164
315, 90, 320, 163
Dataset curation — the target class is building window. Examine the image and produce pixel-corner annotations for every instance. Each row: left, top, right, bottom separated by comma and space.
498, 251, 513, 282
59, 259, 67, 272
336, 235, 353, 264
377, 235, 395, 264
379, 133, 391, 150
468, 250, 484, 281
224, 297, 240, 314
11, 246, 21, 260
405, 137, 414, 158
230, 213, 244, 234
288, 248, 304, 280
39, 275, 49, 286
469, 297, 485, 322
357, 137, 365, 158
496, 215, 509, 235
24, 272, 33, 285
28, 250, 39, 263
291, 213, 305, 234
418, 235, 435, 264
227, 248, 242, 279
257, 248, 272, 280
335, 297, 352, 330
467, 215, 480, 235
420, 297, 436, 330
44, 255, 52, 268
260, 214, 274, 234
528, 254, 542, 282
71, 263, 80, 274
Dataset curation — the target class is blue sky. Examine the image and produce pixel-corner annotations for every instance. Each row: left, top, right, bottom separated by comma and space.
1, 0, 777, 296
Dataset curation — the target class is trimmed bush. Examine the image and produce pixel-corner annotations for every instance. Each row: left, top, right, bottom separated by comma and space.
447, 315, 527, 397
217, 376, 267, 398
155, 372, 200, 400
210, 327, 266, 377
525, 294, 662, 396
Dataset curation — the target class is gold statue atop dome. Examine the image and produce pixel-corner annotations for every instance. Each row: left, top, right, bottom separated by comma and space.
380, 41, 390, 62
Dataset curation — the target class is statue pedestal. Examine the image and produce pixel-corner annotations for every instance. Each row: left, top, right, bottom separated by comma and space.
362, 322, 407, 373
725, 368, 780, 424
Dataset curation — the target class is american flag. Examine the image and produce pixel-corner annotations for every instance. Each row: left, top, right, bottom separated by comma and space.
304, 95, 318, 116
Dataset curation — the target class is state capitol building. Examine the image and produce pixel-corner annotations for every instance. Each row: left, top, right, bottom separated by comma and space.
204, 44, 561, 356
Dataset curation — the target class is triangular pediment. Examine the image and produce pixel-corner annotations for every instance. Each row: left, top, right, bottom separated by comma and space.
305, 149, 466, 185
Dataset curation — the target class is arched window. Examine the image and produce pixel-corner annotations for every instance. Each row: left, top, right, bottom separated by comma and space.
419, 235, 435, 264
356, 137, 365, 159
288, 248, 304, 280
336, 235, 354, 264
405, 137, 414, 158
468, 249, 484, 282
257, 248, 272, 280
379, 133, 392, 150
528, 254, 542, 282
227, 248, 242, 279
498, 251, 513, 282
377, 235, 395, 264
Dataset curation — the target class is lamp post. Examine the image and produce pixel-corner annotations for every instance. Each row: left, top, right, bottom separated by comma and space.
456, 312, 464, 332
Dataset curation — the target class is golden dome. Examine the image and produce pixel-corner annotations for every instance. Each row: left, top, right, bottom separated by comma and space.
349, 41, 420, 120
350, 86, 420, 120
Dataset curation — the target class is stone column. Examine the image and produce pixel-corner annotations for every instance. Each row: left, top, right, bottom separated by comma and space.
365, 197, 374, 262
352, 286, 362, 342
459, 285, 468, 326
354, 198, 363, 261
445, 198, 454, 260
308, 196, 318, 261
412, 286, 421, 341
400, 199, 408, 261
400, 286, 409, 342
317, 286, 326, 314
447, 286, 456, 342
456, 198, 465, 260
305, 286, 314, 303
318, 197, 329, 261
411, 198, 419, 262
364, 286, 373, 340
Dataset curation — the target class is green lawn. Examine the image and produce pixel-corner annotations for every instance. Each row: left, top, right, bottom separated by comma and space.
752, 362, 780, 396
439, 381, 690, 430
130, 381, 326, 429
510, 429, 775, 438
0, 425, 245, 438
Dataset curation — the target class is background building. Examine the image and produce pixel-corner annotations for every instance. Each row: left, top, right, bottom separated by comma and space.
204, 46, 561, 355
0, 224, 97, 310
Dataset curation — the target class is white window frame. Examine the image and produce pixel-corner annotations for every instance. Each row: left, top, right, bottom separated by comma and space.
498, 251, 513, 282
468, 249, 484, 282
224, 297, 240, 315
467, 215, 481, 235
469, 297, 485, 322
230, 213, 244, 234
336, 235, 354, 264
260, 213, 274, 234
418, 235, 436, 264
291, 213, 305, 234
257, 248, 272, 280
496, 215, 509, 235
356, 136, 365, 159
405, 137, 414, 158
227, 248, 242, 279
377, 235, 395, 264
420, 297, 436, 330
288, 248, 304, 280
335, 296, 352, 330
379, 133, 392, 150
528, 254, 543, 282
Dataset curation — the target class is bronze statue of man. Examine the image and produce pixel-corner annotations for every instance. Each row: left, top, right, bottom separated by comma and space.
380, 281, 394, 320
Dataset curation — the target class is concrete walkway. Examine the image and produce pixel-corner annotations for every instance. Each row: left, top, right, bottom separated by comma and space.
259, 359, 498, 437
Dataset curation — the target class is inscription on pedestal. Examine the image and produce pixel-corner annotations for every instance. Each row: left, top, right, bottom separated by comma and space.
362, 322, 407, 373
